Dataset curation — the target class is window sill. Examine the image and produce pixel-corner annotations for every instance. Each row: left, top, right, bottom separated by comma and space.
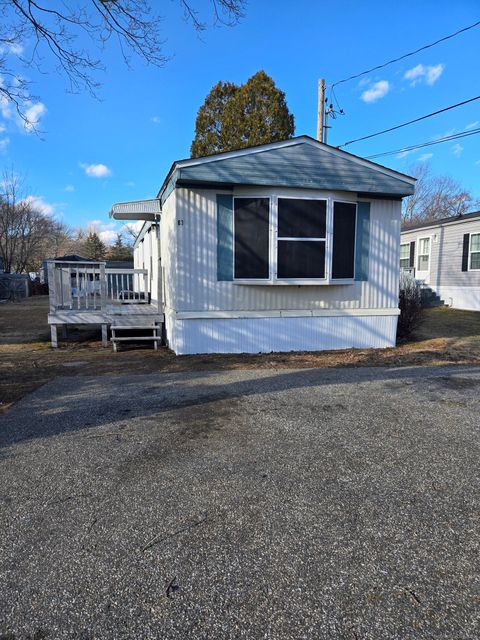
232, 278, 356, 286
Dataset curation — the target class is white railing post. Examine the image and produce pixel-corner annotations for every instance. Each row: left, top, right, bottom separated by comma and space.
100, 263, 106, 310
47, 261, 56, 312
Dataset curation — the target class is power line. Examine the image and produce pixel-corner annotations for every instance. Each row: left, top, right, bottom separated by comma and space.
332, 19, 480, 88
339, 95, 480, 148
365, 128, 480, 159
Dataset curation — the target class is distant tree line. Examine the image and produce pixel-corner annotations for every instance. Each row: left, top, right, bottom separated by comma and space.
0, 171, 133, 274
402, 164, 480, 228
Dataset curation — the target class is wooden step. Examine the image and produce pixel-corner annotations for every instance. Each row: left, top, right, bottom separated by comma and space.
111, 336, 160, 341
111, 325, 159, 331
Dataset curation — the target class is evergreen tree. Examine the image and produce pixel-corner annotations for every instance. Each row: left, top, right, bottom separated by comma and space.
190, 81, 238, 158
191, 71, 295, 158
83, 232, 107, 260
108, 233, 133, 261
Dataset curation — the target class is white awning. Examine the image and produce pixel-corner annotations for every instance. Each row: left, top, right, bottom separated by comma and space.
109, 199, 161, 221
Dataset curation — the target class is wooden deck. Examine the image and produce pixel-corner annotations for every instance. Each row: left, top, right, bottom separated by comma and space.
46, 260, 164, 348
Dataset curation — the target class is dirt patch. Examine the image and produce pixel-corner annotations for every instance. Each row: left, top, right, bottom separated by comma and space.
1, 297, 480, 410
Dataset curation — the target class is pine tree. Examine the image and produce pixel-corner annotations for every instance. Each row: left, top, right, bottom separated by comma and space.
82, 232, 107, 260
108, 233, 133, 261
190, 71, 295, 158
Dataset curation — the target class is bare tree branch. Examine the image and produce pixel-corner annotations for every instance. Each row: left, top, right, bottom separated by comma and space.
0, 0, 245, 128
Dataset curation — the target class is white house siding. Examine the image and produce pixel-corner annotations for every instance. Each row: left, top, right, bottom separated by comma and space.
173, 187, 401, 312
159, 186, 401, 355
401, 218, 480, 310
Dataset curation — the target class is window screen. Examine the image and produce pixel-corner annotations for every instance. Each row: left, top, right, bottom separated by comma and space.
470, 233, 480, 270
332, 202, 356, 279
277, 241, 325, 279
276, 198, 326, 278
278, 198, 326, 238
234, 198, 270, 279
400, 243, 410, 269
417, 237, 430, 271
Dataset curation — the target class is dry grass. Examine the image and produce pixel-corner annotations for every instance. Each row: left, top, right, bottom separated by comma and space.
1, 296, 479, 411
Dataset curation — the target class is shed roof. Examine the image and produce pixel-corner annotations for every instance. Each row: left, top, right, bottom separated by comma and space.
401, 210, 480, 233
159, 136, 415, 203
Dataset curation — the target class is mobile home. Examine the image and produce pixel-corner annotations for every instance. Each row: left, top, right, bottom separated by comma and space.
400, 211, 480, 310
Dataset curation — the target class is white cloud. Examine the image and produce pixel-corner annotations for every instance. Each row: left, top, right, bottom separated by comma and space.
396, 149, 415, 159
151, 116, 162, 124
80, 163, 112, 178
452, 143, 463, 157
23, 102, 46, 132
24, 195, 55, 216
404, 63, 444, 87
0, 137, 9, 152
418, 153, 433, 161
465, 121, 479, 131
0, 123, 6, 133
64, 184, 75, 192
124, 181, 135, 187
87, 220, 119, 244
361, 80, 390, 103
0, 42, 24, 55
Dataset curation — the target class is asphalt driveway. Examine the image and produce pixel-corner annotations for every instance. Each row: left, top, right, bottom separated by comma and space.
1, 365, 479, 639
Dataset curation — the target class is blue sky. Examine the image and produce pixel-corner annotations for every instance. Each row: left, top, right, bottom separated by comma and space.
2, 0, 480, 242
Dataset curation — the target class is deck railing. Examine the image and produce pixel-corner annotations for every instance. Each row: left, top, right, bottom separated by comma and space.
47, 260, 150, 312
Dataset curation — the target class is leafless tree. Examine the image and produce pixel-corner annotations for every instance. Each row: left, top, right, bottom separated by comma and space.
402, 163, 480, 228
0, 170, 73, 272
0, 0, 245, 129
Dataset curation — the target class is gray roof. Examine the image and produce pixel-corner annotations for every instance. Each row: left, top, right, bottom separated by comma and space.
402, 210, 480, 232
160, 137, 415, 202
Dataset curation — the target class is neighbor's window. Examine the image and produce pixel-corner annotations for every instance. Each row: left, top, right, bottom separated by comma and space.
234, 198, 270, 279
277, 198, 327, 278
417, 237, 430, 271
400, 243, 410, 269
470, 233, 480, 270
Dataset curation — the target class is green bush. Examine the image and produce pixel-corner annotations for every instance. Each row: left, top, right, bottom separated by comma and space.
397, 272, 424, 341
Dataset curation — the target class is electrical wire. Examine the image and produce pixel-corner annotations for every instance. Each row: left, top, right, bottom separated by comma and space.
332, 19, 480, 88
365, 128, 480, 159
339, 95, 480, 147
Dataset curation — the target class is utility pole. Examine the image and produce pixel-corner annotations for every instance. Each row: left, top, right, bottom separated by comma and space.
317, 78, 325, 143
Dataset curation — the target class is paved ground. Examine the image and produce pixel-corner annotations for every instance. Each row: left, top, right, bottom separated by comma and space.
1, 365, 479, 639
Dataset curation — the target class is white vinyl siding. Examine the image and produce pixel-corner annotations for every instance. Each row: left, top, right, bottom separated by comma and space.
173, 186, 401, 313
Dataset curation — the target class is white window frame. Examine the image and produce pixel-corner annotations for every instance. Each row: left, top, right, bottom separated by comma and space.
469, 232, 480, 271
400, 242, 410, 269
232, 194, 357, 285
417, 236, 431, 272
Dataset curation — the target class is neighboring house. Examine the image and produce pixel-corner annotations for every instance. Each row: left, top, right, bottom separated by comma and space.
400, 211, 480, 311
108, 136, 415, 354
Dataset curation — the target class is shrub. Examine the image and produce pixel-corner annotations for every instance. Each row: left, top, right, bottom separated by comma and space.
397, 272, 424, 341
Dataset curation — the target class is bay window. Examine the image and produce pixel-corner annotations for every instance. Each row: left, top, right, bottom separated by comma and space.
233, 196, 358, 282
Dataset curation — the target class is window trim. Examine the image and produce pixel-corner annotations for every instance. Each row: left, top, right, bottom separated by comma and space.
417, 235, 431, 273
469, 232, 480, 271
399, 242, 411, 269
232, 194, 358, 285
